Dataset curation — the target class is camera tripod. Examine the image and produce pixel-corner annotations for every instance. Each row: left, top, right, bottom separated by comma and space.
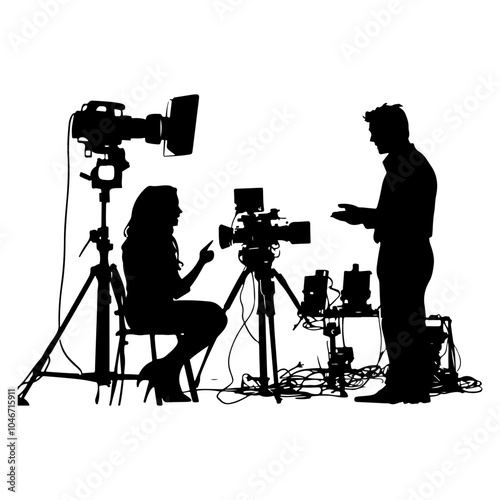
18, 148, 129, 405
222, 246, 301, 404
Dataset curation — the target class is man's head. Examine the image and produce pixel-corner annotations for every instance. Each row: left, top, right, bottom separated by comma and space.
364, 103, 410, 154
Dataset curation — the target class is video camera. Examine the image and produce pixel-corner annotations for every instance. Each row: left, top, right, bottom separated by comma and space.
72, 94, 199, 157
219, 188, 311, 249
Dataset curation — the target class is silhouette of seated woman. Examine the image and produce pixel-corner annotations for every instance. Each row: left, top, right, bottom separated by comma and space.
122, 185, 227, 402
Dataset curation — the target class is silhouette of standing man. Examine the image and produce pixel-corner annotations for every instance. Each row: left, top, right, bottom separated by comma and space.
333, 104, 437, 404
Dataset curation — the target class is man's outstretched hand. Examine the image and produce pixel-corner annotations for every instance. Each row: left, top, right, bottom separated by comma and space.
331, 204, 365, 225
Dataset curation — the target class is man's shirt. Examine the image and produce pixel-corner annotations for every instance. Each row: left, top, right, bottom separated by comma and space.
364, 144, 437, 244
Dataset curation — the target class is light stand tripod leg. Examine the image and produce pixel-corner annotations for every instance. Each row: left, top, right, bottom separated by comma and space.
95, 265, 111, 384
18, 270, 96, 405
19, 149, 133, 405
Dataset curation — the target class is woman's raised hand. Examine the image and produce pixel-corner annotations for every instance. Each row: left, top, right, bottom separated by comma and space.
199, 240, 214, 264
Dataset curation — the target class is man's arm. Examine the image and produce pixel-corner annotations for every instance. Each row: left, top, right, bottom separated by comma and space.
332, 204, 378, 228
360, 207, 377, 228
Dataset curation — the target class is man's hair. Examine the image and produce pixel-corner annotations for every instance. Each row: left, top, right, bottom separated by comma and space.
363, 103, 409, 140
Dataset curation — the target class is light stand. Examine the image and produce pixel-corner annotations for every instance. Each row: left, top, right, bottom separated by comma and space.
18, 147, 129, 405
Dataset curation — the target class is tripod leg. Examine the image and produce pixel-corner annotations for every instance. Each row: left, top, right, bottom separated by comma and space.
184, 360, 199, 403
95, 263, 112, 384
273, 270, 302, 311
223, 267, 251, 312
260, 276, 281, 403
194, 342, 215, 388
257, 290, 270, 395
267, 314, 282, 404
18, 270, 96, 405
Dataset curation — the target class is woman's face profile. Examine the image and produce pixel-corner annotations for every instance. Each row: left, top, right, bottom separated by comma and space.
165, 196, 183, 227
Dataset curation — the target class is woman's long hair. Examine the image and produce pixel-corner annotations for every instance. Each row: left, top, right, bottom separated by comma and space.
123, 185, 183, 269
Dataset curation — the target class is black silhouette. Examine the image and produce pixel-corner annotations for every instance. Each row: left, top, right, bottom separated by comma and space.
300, 269, 354, 396
17, 145, 131, 405
17, 97, 199, 405
122, 186, 227, 402
218, 188, 310, 403
17, 98, 480, 407
296, 266, 380, 397
73, 96, 199, 157
332, 104, 437, 404
285, 266, 477, 399
108, 265, 201, 405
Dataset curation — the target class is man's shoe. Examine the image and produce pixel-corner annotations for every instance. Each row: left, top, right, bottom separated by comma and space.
354, 386, 402, 404
402, 390, 431, 404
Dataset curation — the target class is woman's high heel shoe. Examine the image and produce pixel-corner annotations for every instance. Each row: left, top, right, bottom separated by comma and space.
137, 362, 158, 402
159, 384, 191, 403
139, 381, 156, 403
137, 360, 191, 403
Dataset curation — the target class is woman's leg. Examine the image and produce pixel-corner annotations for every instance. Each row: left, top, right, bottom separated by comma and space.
161, 300, 227, 369
136, 301, 227, 401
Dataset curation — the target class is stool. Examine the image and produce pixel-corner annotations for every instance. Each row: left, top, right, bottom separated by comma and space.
111, 329, 198, 405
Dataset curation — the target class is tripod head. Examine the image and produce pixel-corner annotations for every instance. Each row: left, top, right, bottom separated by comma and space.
79, 146, 129, 202
238, 245, 276, 274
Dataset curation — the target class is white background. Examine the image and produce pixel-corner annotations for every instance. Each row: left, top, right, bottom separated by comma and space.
2, 1, 500, 499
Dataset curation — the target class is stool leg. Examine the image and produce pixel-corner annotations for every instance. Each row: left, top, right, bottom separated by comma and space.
110, 336, 122, 405
118, 335, 129, 405
149, 335, 163, 406
110, 334, 127, 406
